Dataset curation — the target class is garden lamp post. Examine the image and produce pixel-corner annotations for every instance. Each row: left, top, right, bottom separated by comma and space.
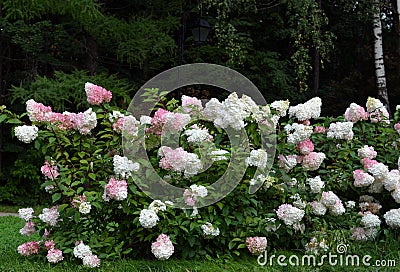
190, 17, 212, 44
177, 13, 211, 97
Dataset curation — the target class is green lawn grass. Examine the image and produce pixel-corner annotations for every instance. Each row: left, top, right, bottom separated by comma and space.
1, 215, 399, 272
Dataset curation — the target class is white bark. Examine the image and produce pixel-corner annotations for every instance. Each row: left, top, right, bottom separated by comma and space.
397, 0, 400, 23
373, 0, 391, 114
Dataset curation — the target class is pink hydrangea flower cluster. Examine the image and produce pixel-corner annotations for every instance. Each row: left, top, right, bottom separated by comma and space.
158, 146, 202, 178
344, 103, 369, 122
394, 123, 400, 135
41, 160, 59, 180
85, 82, 112, 105
26, 99, 52, 122
148, 108, 190, 135
26, 99, 97, 135
71, 195, 87, 208
19, 221, 37, 236
278, 154, 298, 172
183, 184, 208, 207
151, 234, 174, 260
297, 138, 314, 155
276, 203, 305, 226
17, 241, 41, 256
47, 248, 64, 263
353, 170, 374, 187
103, 177, 128, 201
300, 152, 326, 171
369, 108, 390, 124
111, 115, 138, 135
246, 237, 267, 255
361, 158, 379, 170
181, 95, 203, 113
26, 98, 98, 134
314, 126, 326, 134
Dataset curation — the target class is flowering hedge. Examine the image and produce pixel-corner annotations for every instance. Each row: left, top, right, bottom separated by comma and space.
3, 82, 400, 268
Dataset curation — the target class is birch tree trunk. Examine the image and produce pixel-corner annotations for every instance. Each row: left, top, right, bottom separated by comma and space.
373, 0, 391, 115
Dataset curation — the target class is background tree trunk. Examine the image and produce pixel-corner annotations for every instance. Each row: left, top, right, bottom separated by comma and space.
393, 0, 400, 75
312, 0, 322, 95
373, 0, 391, 114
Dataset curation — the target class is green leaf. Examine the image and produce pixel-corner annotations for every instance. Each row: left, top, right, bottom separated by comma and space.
74, 212, 81, 223
52, 193, 61, 203
7, 118, 22, 124
0, 115, 8, 123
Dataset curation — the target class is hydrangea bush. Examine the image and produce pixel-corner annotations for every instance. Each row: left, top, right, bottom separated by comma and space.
2, 83, 400, 267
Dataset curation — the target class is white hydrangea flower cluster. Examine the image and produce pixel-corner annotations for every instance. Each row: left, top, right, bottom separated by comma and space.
384, 209, 400, 228
183, 153, 203, 178
382, 170, 400, 191
345, 201, 356, 209
78, 202, 92, 214
360, 212, 381, 228
73, 241, 100, 268
203, 93, 254, 131
290, 193, 307, 209
270, 100, 290, 117
113, 155, 140, 179
357, 145, 377, 159
163, 112, 191, 132
190, 184, 208, 198
251, 105, 272, 123
148, 200, 167, 214
309, 201, 327, 215
288, 97, 322, 121
76, 108, 97, 135
139, 115, 152, 125
368, 162, 389, 180
307, 176, 324, 194
139, 209, 159, 228
246, 149, 268, 168
327, 122, 354, 140
201, 222, 220, 238
38, 206, 60, 226
284, 123, 313, 144
108, 110, 124, 122
122, 115, 139, 136
73, 242, 92, 259
320, 191, 345, 216
276, 204, 305, 226
250, 174, 267, 186
184, 125, 212, 143
14, 125, 39, 143
209, 149, 230, 161
18, 208, 34, 221
366, 97, 384, 112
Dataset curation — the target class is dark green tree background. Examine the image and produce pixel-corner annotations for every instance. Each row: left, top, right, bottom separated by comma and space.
1, 0, 400, 204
